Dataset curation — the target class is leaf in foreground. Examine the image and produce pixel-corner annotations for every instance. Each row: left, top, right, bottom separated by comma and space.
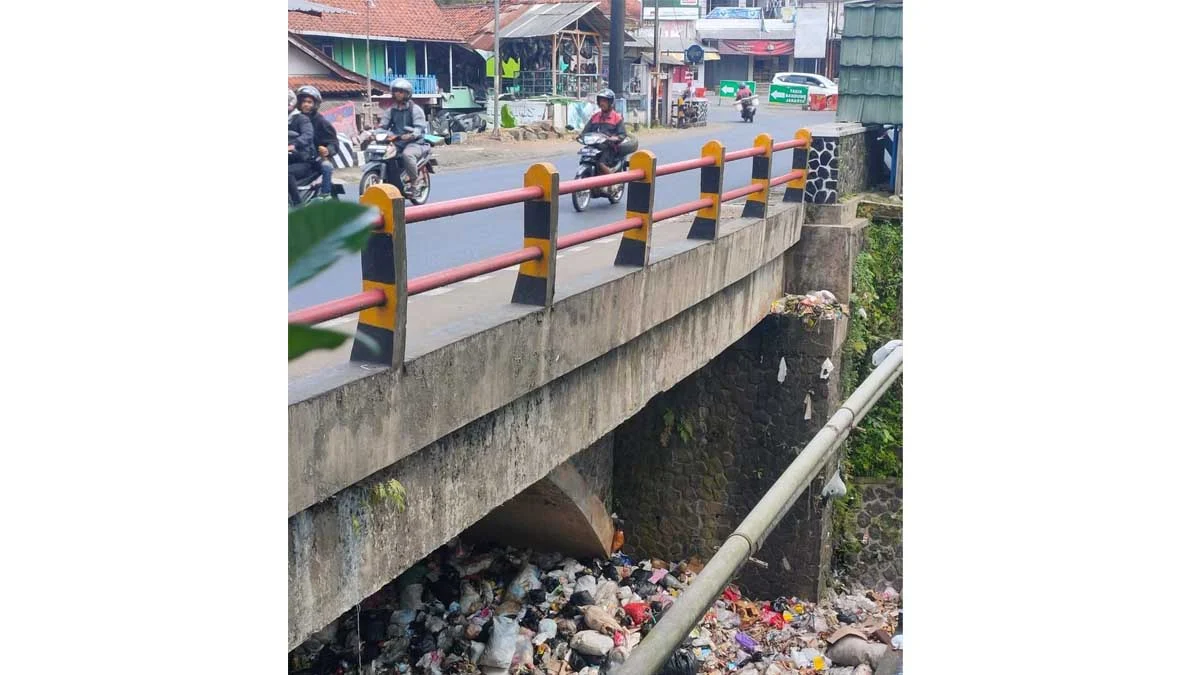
289, 200, 377, 289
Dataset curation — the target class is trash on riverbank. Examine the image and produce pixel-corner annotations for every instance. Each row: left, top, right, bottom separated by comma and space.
289, 540, 901, 675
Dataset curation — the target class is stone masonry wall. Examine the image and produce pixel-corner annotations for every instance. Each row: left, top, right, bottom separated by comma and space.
837, 478, 903, 592
611, 313, 849, 600
805, 126, 868, 205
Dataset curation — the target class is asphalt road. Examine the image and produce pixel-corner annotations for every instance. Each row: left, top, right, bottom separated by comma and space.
288, 106, 834, 313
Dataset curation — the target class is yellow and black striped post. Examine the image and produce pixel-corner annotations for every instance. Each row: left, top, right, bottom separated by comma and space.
742, 132, 773, 219
616, 149, 657, 267
512, 162, 559, 307
783, 128, 813, 203
689, 139, 725, 240
352, 183, 407, 367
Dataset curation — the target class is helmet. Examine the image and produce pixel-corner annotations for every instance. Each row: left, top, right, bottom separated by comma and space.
288, 89, 297, 108
596, 88, 615, 104
296, 85, 322, 106
390, 78, 414, 95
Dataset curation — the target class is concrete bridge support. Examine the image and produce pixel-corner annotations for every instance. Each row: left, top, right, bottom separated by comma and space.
611, 205, 868, 600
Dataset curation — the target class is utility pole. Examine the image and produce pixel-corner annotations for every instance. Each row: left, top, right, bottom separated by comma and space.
365, 0, 374, 108
492, 0, 502, 138
609, 0, 624, 98
652, 0, 660, 127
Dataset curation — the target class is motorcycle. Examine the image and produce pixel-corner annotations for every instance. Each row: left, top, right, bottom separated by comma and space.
571, 132, 637, 212
289, 131, 344, 207
735, 94, 758, 122
358, 126, 441, 205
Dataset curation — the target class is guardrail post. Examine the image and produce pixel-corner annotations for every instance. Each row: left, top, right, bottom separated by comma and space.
616, 149, 656, 266
352, 183, 407, 367
512, 162, 559, 307
742, 133, 773, 219
689, 140, 726, 240
783, 128, 813, 203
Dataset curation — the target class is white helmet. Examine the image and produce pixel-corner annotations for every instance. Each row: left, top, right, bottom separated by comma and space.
288, 89, 297, 108
390, 78, 414, 95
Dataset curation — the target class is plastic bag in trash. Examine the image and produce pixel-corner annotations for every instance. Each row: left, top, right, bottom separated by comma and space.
822, 469, 847, 499
891, 634, 903, 650
479, 615, 519, 669
570, 630, 615, 656
658, 647, 698, 675
506, 563, 542, 601
533, 617, 558, 645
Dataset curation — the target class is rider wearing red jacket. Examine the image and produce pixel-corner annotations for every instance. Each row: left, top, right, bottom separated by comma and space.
582, 89, 627, 174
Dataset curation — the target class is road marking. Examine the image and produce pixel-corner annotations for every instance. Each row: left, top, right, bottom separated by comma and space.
556, 253, 567, 259
572, 245, 590, 252
502, 264, 520, 272
597, 237, 619, 244
423, 287, 455, 296
462, 275, 495, 284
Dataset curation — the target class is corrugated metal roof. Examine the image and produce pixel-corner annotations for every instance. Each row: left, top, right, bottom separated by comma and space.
835, 95, 903, 125
499, 2, 611, 40
838, 66, 902, 97
840, 37, 902, 67
842, 3, 902, 38
837, 1, 901, 125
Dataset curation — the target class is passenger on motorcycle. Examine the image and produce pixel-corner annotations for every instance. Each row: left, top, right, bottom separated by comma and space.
582, 89, 627, 175
296, 85, 337, 200
288, 89, 315, 206
379, 78, 430, 191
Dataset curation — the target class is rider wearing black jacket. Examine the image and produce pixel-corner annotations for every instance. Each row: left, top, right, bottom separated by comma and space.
288, 89, 315, 206
297, 85, 337, 198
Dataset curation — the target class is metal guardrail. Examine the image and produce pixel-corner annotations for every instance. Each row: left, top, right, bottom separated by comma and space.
370, 73, 438, 95
287, 128, 816, 368
611, 344, 905, 675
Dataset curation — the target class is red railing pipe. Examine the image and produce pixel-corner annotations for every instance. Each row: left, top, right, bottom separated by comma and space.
725, 146, 767, 162
772, 138, 809, 152
560, 168, 646, 194
656, 156, 716, 177
405, 185, 545, 224
769, 169, 808, 187
720, 183, 766, 203
288, 289, 386, 325
406, 245, 543, 296
652, 197, 714, 223
558, 217, 644, 250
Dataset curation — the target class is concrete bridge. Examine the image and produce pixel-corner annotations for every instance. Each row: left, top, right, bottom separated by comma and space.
287, 122, 875, 649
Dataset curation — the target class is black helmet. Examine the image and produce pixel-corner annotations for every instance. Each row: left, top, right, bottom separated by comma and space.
296, 84, 322, 106
596, 88, 615, 104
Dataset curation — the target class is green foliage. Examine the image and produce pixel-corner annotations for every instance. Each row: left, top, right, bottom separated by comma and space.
368, 478, 408, 513
500, 104, 517, 129
288, 200, 378, 361
831, 482, 863, 570
659, 408, 696, 447
288, 200, 375, 289
289, 323, 351, 360
841, 221, 903, 479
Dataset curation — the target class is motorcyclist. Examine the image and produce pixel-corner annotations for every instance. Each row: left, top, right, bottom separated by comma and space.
379, 78, 430, 192
581, 89, 627, 175
288, 89, 315, 206
296, 85, 337, 200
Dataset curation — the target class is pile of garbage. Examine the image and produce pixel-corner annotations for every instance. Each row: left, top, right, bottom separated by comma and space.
769, 291, 849, 325
289, 540, 902, 675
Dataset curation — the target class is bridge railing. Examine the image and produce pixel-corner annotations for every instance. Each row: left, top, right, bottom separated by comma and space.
287, 128, 815, 368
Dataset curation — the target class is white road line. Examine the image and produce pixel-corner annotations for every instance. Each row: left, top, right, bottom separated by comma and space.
597, 237, 619, 244
502, 264, 520, 272
572, 245, 590, 252
556, 253, 567, 259
423, 287, 455, 296
462, 275, 495, 284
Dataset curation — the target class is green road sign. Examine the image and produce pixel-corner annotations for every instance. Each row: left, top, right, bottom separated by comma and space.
768, 83, 809, 105
718, 80, 756, 98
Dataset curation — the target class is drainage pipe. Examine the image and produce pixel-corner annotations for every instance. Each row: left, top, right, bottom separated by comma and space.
613, 344, 904, 675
